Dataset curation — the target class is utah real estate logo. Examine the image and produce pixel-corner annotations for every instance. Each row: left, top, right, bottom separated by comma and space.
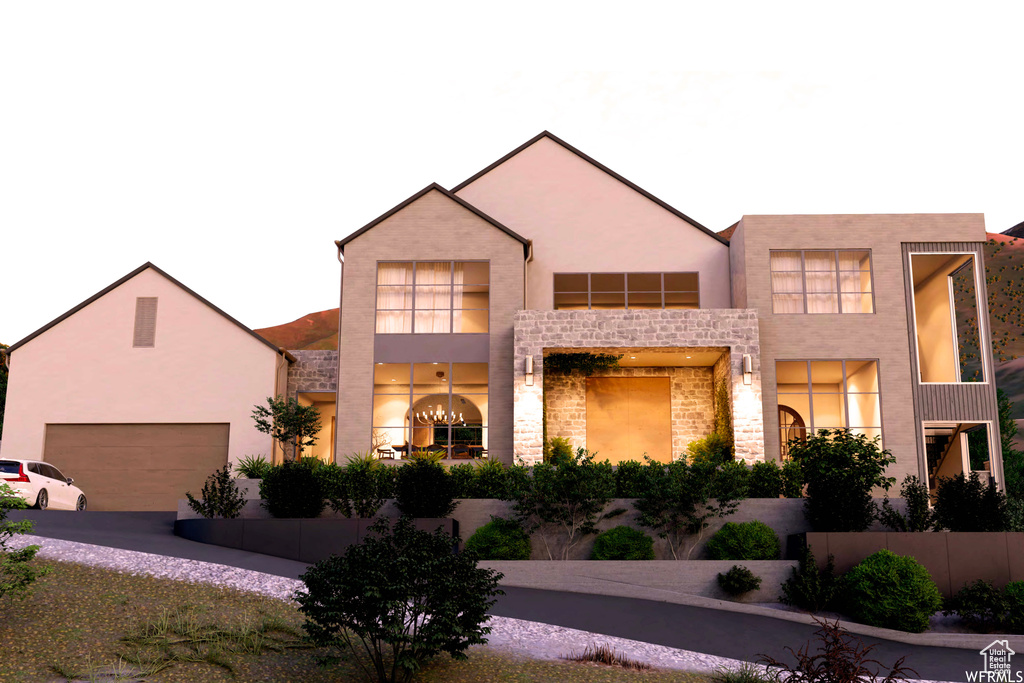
968, 640, 1021, 682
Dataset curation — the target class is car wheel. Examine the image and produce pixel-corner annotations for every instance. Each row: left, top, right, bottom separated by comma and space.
76, 494, 87, 511
35, 489, 48, 510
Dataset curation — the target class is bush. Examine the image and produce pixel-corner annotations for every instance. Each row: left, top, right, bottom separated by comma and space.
234, 454, 272, 479
717, 565, 761, 596
477, 461, 530, 500
879, 475, 935, 532
513, 449, 620, 560
944, 579, 1024, 634
789, 429, 895, 532
759, 617, 917, 683
448, 464, 477, 498
590, 526, 655, 560
615, 460, 650, 497
296, 517, 503, 683
705, 521, 780, 561
1, 481, 49, 601
395, 459, 458, 518
260, 460, 325, 518
780, 545, 841, 613
747, 461, 783, 498
933, 471, 1009, 531
464, 517, 531, 560
185, 465, 247, 519
842, 550, 942, 633
686, 432, 733, 465
543, 436, 575, 465
781, 459, 804, 498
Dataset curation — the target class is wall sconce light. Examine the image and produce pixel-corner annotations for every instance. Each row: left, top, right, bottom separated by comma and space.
525, 355, 534, 386
742, 354, 752, 385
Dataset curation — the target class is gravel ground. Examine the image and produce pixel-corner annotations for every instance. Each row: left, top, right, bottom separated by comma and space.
10, 534, 955, 681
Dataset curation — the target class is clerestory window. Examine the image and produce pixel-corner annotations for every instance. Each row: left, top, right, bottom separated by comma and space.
553, 272, 699, 310
375, 261, 489, 334
770, 250, 874, 314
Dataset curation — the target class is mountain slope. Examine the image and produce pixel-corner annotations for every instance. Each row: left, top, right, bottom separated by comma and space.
254, 309, 338, 351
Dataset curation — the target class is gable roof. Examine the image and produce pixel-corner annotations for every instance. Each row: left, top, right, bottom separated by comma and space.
451, 131, 730, 247
335, 183, 530, 257
6, 262, 293, 360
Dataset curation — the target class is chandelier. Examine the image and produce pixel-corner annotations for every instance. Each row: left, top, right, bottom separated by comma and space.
414, 370, 466, 426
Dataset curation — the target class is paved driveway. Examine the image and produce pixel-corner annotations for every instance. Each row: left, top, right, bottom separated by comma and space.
11, 510, 998, 681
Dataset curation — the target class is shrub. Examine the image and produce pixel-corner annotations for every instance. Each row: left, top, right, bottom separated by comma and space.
706, 521, 780, 561
879, 475, 935, 532
614, 460, 650, 497
325, 455, 395, 518
781, 459, 804, 498
686, 432, 733, 465
842, 550, 942, 633
590, 526, 655, 560
543, 436, 574, 465
1, 481, 49, 601
234, 454, 272, 479
259, 460, 325, 518
448, 464, 477, 498
717, 565, 762, 596
635, 457, 747, 559
464, 517, 531, 560
944, 580, 1024, 634
747, 461, 783, 498
780, 545, 841, 613
185, 465, 247, 519
295, 517, 503, 683
476, 460, 529, 500
395, 459, 458, 518
789, 429, 895, 532
512, 449, 620, 560
758, 617, 917, 683
933, 471, 1010, 531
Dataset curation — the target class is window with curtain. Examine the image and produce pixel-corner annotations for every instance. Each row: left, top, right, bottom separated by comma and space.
775, 359, 882, 457
376, 261, 488, 333
770, 250, 874, 314
553, 272, 699, 310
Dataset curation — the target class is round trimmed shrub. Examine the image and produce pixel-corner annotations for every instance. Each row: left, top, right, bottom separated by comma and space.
464, 517, 531, 560
842, 549, 943, 633
705, 521, 780, 561
717, 565, 762, 596
259, 461, 326, 518
590, 526, 654, 560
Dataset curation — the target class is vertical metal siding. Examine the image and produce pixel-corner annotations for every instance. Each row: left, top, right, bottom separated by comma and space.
902, 241, 1003, 483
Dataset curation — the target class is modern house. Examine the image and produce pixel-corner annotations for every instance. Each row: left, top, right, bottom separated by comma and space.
0, 132, 1006, 509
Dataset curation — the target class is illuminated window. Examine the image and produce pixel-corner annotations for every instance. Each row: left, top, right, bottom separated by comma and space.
376, 261, 488, 333
553, 272, 699, 310
770, 250, 874, 314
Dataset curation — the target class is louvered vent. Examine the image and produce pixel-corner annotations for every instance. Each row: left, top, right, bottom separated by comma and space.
133, 297, 158, 347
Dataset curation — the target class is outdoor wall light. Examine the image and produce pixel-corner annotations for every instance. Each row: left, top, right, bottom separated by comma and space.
525, 355, 534, 386
742, 354, 752, 385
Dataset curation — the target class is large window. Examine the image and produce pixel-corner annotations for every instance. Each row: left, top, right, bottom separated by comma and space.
770, 250, 874, 314
776, 360, 882, 457
372, 362, 488, 459
553, 272, 699, 310
376, 261, 488, 334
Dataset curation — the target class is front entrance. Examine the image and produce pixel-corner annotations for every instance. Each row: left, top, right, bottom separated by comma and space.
585, 377, 672, 463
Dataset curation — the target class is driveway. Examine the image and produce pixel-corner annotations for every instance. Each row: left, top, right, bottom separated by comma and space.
11, 510, 999, 681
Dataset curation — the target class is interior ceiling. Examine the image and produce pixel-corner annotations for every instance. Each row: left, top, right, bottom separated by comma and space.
298, 392, 336, 402
547, 348, 726, 367
911, 253, 973, 287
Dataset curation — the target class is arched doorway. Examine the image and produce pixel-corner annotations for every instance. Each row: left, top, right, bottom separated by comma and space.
778, 404, 806, 459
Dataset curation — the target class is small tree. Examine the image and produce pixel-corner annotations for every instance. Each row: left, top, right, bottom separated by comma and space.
1, 481, 50, 601
185, 465, 247, 519
933, 471, 1010, 532
878, 475, 936, 532
295, 517, 503, 683
634, 457, 747, 559
512, 448, 620, 560
788, 429, 895, 532
252, 396, 322, 462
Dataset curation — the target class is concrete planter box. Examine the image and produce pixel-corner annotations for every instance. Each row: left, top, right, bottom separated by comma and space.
482, 559, 798, 603
805, 531, 1024, 597
173, 517, 458, 564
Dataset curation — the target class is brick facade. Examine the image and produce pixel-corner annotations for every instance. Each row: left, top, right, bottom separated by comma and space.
514, 309, 764, 464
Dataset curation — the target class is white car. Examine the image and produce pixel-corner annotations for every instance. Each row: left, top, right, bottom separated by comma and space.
0, 459, 87, 511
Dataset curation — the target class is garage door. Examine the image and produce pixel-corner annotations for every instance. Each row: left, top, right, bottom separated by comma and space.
43, 424, 230, 511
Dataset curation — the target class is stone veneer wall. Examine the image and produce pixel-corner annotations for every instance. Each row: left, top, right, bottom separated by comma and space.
514, 309, 763, 464
286, 350, 339, 397
544, 366, 715, 459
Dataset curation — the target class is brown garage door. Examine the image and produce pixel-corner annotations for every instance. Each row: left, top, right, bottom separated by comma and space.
43, 424, 230, 511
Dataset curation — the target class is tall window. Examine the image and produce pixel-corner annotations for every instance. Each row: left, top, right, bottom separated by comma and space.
776, 360, 882, 456
770, 250, 874, 314
553, 272, 699, 310
376, 261, 488, 334
372, 362, 488, 458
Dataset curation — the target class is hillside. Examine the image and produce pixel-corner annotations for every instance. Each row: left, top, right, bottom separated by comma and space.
254, 309, 338, 351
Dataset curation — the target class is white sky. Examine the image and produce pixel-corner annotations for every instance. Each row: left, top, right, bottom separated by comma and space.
3, 2, 1023, 344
